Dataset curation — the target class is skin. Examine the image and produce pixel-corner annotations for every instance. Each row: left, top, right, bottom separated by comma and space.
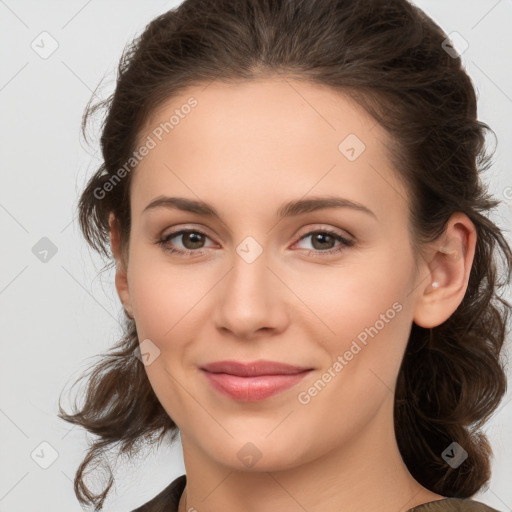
109, 78, 477, 512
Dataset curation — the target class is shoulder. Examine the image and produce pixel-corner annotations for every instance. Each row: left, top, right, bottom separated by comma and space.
129, 481, 502, 512
408, 498, 502, 512
131, 474, 187, 512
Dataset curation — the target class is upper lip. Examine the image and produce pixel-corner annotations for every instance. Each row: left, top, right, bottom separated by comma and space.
200, 360, 313, 377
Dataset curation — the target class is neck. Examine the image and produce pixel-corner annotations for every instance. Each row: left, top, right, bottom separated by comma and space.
177, 396, 443, 512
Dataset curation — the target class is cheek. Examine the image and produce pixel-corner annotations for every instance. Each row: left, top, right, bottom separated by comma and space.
292, 254, 411, 338
301, 250, 414, 384
127, 251, 213, 340
127, 258, 205, 427
292, 275, 411, 443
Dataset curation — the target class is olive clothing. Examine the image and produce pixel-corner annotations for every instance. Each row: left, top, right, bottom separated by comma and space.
131, 474, 502, 512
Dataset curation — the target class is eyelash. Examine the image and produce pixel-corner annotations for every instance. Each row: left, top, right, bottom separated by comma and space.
156, 227, 355, 258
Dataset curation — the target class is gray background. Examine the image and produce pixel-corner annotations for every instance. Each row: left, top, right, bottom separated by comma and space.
0, 1, 511, 511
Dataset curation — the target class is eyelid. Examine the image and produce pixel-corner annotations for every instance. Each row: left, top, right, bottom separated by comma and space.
159, 223, 216, 240
159, 223, 353, 245
293, 224, 354, 243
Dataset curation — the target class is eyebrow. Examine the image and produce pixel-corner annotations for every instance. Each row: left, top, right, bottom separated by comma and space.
142, 195, 377, 220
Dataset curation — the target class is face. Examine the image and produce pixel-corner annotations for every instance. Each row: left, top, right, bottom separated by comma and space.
117, 78, 426, 471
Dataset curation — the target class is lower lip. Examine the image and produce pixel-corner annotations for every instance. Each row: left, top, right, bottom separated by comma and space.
201, 370, 312, 401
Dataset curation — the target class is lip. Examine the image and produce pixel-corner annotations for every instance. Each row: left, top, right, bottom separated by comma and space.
200, 360, 312, 376
200, 360, 313, 402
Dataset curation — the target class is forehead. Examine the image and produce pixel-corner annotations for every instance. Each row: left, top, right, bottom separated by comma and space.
141, 78, 380, 148
131, 78, 409, 222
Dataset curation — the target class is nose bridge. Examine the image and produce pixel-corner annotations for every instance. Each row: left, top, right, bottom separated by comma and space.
228, 235, 272, 305
214, 235, 285, 336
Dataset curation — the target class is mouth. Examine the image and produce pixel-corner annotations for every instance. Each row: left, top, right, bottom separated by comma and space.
200, 360, 313, 401
200, 359, 313, 376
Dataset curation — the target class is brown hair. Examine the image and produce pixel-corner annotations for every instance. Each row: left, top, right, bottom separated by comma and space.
58, 0, 512, 509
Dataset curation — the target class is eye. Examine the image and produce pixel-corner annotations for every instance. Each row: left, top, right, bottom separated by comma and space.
157, 229, 214, 256
156, 227, 355, 257
292, 229, 355, 257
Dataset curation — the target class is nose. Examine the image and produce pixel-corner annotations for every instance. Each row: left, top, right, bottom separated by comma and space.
213, 248, 289, 340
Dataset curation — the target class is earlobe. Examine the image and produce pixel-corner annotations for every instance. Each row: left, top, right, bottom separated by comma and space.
424, 280, 440, 294
413, 212, 477, 328
115, 270, 134, 319
109, 213, 134, 319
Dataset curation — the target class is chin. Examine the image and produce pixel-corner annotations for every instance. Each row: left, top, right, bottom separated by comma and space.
204, 437, 305, 473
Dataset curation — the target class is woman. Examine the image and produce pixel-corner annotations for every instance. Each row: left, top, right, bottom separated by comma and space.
58, 0, 512, 510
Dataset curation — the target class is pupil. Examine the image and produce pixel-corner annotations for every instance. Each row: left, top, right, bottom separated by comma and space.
313, 233, 333, 250
185, 232, 204, 249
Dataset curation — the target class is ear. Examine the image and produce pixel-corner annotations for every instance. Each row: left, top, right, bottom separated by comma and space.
412, 212, 477, 328
109, 212, 134, 320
